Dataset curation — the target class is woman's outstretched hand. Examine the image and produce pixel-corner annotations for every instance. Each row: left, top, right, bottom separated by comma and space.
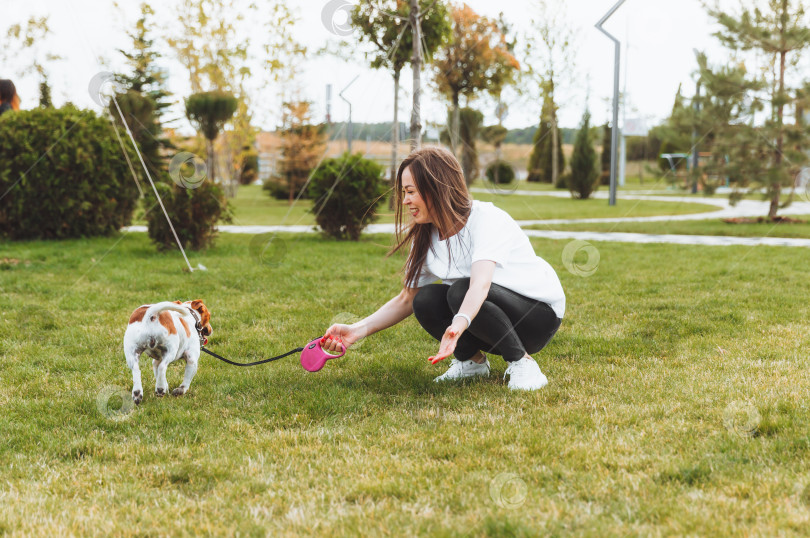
428, 319, 467, 364
321, 324, 363, 353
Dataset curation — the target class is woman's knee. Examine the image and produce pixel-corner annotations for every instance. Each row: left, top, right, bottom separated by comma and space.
446, 278, 471, 310
524, 316, 562, 355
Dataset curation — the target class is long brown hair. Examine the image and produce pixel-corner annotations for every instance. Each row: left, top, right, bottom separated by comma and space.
389, 146, 472, 287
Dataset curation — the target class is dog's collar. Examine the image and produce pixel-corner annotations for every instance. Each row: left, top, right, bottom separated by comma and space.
186, 306, 207, 346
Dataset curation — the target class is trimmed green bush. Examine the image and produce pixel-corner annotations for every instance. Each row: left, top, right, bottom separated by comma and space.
485, 160, 515, 184
239, 149, 259, 185
143, 180, 232, 251
307, 153, 386, 240
263, 178, 312, 200
185, 91, 238, 183
0, 105, 140, 240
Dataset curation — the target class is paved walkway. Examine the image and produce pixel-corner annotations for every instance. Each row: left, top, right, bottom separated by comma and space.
521, 229, 810, 247
469, 188, 810, 225
122, 190, 810, 248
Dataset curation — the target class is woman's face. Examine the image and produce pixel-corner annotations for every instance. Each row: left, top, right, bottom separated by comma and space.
401, 166, 432, 225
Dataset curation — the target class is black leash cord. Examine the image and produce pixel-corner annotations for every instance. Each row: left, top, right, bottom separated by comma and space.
201, 345, 305, 367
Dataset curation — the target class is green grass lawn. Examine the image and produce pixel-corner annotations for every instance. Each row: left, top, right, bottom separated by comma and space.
472, 191, 717, 221
529, 216, 810, 239
221, 184, 717, 227
2, 231, 810, 535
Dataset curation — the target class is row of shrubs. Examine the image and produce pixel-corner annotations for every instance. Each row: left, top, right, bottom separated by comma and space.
0, 105, 541, 249
0, 105, 232, 250
0, 105, 141, 240
0, 105, 392, 247
264, 153, 389, 240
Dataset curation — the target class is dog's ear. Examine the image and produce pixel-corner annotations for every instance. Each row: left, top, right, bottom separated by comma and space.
191, 299, 204, 310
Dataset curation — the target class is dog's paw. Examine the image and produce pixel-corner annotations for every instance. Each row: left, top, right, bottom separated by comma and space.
132, 390, 143, 405
155, 387, 166, 397
171, 386, 186, 397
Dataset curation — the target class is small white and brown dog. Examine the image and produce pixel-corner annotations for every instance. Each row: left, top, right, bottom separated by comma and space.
123, 300, 213, 404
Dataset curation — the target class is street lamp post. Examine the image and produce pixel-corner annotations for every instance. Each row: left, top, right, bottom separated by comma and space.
595, 0, 627, 207
692, 49, 701, 194
339, 75, 359, 154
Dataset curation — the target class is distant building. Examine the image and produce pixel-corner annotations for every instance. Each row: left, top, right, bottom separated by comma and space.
255, 131, 282, 182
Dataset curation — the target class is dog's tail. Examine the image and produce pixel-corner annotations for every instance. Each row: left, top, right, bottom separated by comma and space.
144, 302, 190, 323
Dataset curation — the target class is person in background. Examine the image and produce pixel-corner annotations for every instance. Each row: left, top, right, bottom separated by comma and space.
0, 79, 20, 116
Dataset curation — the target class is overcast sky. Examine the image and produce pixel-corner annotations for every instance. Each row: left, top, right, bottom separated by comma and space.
5, 0, 737, 135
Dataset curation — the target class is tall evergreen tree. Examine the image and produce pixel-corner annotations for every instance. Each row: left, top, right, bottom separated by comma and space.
112, 3, 173, 172
458, 107, 483, 185
273, 101, 327, 204
527, 89, 564, 183
117, 4, 172, 118
692, 53, 769, 199
657, 85, 691, 158
705, 0, 810, 218
38, 79, 52, 108
524, 0, 575, 186
569, 109, 599, 199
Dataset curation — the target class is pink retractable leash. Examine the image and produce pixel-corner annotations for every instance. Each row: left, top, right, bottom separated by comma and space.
300, 338, 347, 372
199, 336, 346, 372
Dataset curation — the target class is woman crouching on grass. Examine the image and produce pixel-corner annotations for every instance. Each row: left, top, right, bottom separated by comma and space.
321, 146, 565, 390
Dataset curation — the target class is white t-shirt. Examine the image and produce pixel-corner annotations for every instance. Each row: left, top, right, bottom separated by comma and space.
412, 200, 566, 318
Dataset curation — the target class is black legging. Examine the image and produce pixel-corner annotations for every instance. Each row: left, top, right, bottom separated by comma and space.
412, 278, 561, 362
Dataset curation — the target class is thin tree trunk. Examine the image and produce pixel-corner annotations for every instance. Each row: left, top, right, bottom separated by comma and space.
207, 138, 215, 184
770, 41, 787, 219
549, 76, 559, 185
451, 97, 460, 155
389, 69, 401, 210
231, 162, 242, 199
224, 143, 238, 198
551, 112, 559, 185
495, 97, 503, 163
409, 0, 422, 151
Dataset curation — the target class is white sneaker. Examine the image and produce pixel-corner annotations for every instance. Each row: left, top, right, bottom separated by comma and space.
503, 357, 548, 390
434, 357, 491, 382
